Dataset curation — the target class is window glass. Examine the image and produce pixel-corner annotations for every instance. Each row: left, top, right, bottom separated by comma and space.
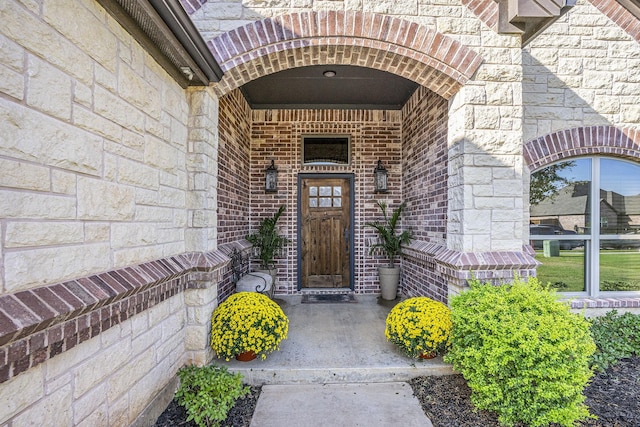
530, 157, 640, 295
533, 242, 586, 292
599, 159, 640, 235
530, 158, 591, 235
599, 241, 640, 291
303, 136, 349, 165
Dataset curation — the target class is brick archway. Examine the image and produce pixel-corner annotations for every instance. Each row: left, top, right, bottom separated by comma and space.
524, 125, 640, 171
208, 11, 483, 99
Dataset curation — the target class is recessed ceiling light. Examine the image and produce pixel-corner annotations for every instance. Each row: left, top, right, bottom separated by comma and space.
323, 70, 336, 77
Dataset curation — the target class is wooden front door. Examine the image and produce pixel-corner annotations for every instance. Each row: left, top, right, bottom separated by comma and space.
300, 176, 352, 288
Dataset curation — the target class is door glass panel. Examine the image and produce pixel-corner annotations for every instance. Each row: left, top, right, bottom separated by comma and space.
333, 198, 342, 207
319, 197, 332, 207
599, 240, 640, 291
309, 186, 318, 197
319, 186, 331, 196
309, 198, 318, 208
333, 186, 341, 196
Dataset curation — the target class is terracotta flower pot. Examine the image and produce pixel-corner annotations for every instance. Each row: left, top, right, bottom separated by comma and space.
235, 351, 257, 362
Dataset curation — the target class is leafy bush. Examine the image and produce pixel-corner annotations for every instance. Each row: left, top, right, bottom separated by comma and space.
385, 297, 452, 358
589, 310, 640, 372
444, 276, 596, 427
175, 364, 249, 427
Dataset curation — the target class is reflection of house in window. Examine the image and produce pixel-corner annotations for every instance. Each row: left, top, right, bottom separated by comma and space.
531, 183, 640, 234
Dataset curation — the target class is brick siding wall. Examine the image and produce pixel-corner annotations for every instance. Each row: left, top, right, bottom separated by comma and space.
217, 90, 252, 244
249, 109, 404, 294
401, 86, 451, 301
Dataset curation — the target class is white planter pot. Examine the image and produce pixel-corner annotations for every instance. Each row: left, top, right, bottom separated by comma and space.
258, 268, 277, 284
378, 266, 400, 300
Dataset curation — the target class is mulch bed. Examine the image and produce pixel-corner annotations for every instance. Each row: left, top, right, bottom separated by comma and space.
155, 357, 639, 427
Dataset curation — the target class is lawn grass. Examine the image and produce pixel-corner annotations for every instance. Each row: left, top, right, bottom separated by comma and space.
535, 251, 585, 291
535, 250, 640, 292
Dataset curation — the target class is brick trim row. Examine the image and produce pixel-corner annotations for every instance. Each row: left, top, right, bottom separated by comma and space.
179, 0, 207, 14
461, 0, 499, 30
0, 243, 252, 385
524, 125, 640, 171
208, 11, 484, 100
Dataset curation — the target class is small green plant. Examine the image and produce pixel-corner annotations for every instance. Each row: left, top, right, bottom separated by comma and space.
365, 201, 413, 267
246, 205, 289, 269
385, 297, 452, 358
444, 276, 595, 427
589, 310, 640, 372
175, 364, 249, 427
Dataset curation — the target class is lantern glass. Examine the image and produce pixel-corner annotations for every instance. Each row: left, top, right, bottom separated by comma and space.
265, 160, 277, 192
374, 160, 388, 193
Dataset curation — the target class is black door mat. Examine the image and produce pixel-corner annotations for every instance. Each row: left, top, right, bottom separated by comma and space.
301, 294, 357, 304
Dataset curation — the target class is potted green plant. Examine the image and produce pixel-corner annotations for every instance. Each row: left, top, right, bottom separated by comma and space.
210, 292, 289, 361
246, 205, 289, 278
366, 201, 413, 300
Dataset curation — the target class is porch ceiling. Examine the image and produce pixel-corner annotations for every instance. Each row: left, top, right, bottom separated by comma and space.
239, 65, 420, 110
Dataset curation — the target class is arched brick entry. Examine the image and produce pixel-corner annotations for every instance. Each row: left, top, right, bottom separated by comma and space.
524, 125, 640, 171
208, 11, 483, 99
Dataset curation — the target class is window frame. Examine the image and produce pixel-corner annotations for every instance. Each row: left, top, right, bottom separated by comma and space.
530, 156, 640, 297
301, 134, 351, 166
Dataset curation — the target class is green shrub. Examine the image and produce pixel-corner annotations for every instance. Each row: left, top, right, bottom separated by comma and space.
175, 364, 249, 427
444, 276, 596, 427
589, 310, 640, 372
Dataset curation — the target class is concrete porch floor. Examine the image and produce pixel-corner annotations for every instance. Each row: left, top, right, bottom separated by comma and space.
216, 294, 454, 385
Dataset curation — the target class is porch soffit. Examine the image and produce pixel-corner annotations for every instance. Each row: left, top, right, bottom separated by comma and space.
97, 0, 223, 87
208, 11, 484, 101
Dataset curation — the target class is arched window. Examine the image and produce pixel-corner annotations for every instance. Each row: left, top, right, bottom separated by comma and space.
530, 157, 640, 295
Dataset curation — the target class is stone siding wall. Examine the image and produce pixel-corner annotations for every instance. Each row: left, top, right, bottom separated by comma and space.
1, 292, 185, 426
524, 0, 640, 142
1, 0, 190, 294
0, 1, 222, 425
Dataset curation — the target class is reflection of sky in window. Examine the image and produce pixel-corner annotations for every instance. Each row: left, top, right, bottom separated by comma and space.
557, 158, 591, 183
601, 159, 640, 196
554, 158, 640, 196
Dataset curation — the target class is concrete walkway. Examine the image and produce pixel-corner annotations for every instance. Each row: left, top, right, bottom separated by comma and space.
216, 294, 451, 426
250, 382, 433, 427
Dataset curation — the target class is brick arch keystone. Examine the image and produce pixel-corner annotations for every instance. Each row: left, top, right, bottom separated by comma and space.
524, 125, 640, 171
207, 11, 484, 100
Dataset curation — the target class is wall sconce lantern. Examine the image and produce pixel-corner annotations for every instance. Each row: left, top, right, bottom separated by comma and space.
373, 160, 388, 193
265, 160, 278, 193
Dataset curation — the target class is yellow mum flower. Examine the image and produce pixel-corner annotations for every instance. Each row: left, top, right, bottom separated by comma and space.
210, 292, 289, 360
385, 297, 452, 358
